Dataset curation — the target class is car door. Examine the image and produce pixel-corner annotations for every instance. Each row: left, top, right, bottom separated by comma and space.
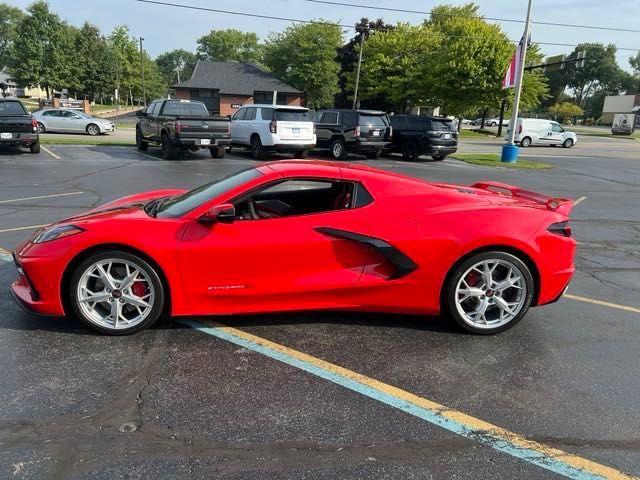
230, 107, 246, 144
315, 111, 339, 148
65, 110, 86, 132
41, 110, 63, 131
243, 107, 258, 144
177, 176, 372, 314
548, 122, 566, 145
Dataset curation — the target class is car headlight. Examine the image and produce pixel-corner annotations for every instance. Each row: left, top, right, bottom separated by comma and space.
33, 225, 84, 243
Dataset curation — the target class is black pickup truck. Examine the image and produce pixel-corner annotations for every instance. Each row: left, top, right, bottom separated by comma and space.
0, 98, 40, 153
136, 99, 230, 160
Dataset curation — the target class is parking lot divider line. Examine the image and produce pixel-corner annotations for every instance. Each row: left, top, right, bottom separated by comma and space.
0, 247, 12, 262
41, 146, 60, 159
564, 294, 640, 314
574, 196, 587, 206
180, 318, 635, 480
0, 191, 84, 205
0, 224, 48, 234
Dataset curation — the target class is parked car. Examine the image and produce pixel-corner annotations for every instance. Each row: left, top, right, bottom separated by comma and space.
611, 113, 636, 135
10, 161, 576, 336
511, 118, 577, 148
32, 108, 115, 136
0, 97, 39, 153
469, 118, 483, 126
315, 109, 392, 160
485, 117, 509, 127
230, 104, 316, 159
136, 99, 230, 160
389, 115, 458, 161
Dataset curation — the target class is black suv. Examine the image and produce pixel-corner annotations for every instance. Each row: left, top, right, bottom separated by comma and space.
315, 109, 391, 160
389, 115, 457, 161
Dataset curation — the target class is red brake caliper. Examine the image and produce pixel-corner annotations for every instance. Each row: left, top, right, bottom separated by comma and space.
131, 281, 148, 298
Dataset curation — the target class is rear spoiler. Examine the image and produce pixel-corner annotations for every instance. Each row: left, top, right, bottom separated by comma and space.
470, 181, 573, 215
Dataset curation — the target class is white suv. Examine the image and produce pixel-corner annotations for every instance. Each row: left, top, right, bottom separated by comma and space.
230, 104, 316, 159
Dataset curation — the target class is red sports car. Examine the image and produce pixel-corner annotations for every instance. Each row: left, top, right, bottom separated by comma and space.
10, 160, 575, 335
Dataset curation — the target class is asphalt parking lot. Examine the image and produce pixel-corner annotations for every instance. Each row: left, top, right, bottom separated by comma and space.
0, 137, 639, 479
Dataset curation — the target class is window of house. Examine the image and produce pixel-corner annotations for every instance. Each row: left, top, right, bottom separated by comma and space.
189, 89, 200, 97
233, 179, 355, 220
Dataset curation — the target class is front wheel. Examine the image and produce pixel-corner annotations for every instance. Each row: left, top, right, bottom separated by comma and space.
86, 123, 100, 136
431, 152, 447, 161
68, 250, 165, 335
136, 128, 148, 151
562, 138, 574, 148
443, 251, 534, 334
210, 146, 225, 158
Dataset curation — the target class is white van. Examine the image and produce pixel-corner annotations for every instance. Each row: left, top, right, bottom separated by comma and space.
230, 104, 316, 159
512, 118, 577, 148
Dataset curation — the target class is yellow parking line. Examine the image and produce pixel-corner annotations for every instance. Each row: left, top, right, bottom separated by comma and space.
574, 196, 587, 206
564, 294, 640, 314
0, 224, 48, 234
41, 146, 60, 159
183, 318, 637, 480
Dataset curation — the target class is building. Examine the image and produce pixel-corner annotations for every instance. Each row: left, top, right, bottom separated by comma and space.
0, 69, 47, 98
602, 94, 640, 124
173, 60, 303, 116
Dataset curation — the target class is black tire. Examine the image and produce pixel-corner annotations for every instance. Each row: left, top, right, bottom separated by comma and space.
210, 146, 226, 158
431, 152, 447, 161
30, 141, 41, 154
330, 138, 347, 160
443, 251, 534, 335
37, 122, 46, 134
366, 150, 382, 159
294, 149, 309, 159
401, 141, 419, 161
136, 127, 148, 151
520, 136, 532, 147
491, 121, 497, 127
68, 249, 165, 335
86, 123, 100, 136
250, 135, 265, 160
161, 134, 178, 160
562, 138, 574, 148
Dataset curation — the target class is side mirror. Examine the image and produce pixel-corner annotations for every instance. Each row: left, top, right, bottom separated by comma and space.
199, 203, 235, 223
136, 110, 146, 117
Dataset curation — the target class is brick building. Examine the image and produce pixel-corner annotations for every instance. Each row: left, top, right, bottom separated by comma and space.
173, 60, 303, 116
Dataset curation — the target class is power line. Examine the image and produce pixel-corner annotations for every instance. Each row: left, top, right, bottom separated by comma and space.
134, 0, 640, 52
303, 0, 640, 34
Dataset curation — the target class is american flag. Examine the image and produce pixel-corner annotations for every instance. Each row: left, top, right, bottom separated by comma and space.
503, 34, 530, 89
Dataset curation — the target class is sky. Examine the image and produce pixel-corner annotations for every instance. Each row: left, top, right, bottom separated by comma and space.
4, 0, 640, 71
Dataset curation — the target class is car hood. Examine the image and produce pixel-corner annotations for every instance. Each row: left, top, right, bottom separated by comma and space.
57, 189, 187, 224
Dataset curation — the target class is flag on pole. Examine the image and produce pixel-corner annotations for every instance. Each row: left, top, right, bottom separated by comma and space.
502, 34, 529, 89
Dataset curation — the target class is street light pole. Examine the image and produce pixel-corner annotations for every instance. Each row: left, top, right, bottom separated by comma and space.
139, 37, 146, 106
352, 29, 366, 110
501, 0, 533, 163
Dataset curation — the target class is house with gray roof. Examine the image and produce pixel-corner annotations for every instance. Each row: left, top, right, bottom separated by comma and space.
173, 60, 304, 116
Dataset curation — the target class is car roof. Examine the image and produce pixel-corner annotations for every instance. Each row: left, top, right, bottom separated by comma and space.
240, 104, 309, 111
318, 108, 387, 115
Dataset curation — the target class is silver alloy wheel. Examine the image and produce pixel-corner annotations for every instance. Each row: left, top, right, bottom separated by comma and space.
76, 258, 155, 330
87, 124, 99, 136
332, 142, 343, 158
454, 259, 527, 329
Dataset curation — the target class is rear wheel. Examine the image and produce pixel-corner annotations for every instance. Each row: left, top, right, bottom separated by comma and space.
444, 251, 534, 334
402, 141, 419, 161
29, 141, 41, 154
294, 149, 308, 159
86, 123, 100, 136
330, 138, 347, 160
250, 135, 265, 159
520, 136, 532, 147
68, 250, 165, 335
562, 138, 574, 148
431, 152, 447, 161
136, 128, 148, 151
161, 134, 178, 160
210, 146, 226, 158
37, 122, 46, 134
366, 150, 382, 159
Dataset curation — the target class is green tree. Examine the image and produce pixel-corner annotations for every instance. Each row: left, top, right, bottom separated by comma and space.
549, 101, 583, 122
74, 22, 114, 99
196, 29, 262, 63
8, 1, 78, 97
0, 4, 24, 69
263, 21, 343, 109
155, 48, 197, 85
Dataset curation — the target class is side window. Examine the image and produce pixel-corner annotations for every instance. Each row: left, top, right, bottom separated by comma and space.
233, 179, 354, 220
320, 111, 338, 124
244, 108, 257, 121
43, 110, 58, 117
551, 123, 563, 132
62, 110, 76, 118
232, 108, 246, 121
260, 108, 274, 121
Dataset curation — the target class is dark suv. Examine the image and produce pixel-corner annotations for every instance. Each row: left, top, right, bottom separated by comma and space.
389, 115, 457, 161
315, 109, 391, 159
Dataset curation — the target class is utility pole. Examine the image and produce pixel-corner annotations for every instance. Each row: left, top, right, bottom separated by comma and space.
352, 28, 367, 110
139, 37, 146, 106
501, 0, 533, 163
175, 66, 181, 84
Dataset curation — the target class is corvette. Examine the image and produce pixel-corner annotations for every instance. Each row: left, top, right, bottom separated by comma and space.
10, 160, 575, 335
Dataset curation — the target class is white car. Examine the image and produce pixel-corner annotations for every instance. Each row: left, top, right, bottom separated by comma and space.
230, 104, 316, 159
32, 108, 115, 135
485, 117, 509, 127
512, 118, 577, 148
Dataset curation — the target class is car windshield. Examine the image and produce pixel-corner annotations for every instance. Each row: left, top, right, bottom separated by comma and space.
161, 101, 209, 117
157, 168, 263, 218
0, 101, 27, 115
275, 109, 311, 121
359, 114, 388, 127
